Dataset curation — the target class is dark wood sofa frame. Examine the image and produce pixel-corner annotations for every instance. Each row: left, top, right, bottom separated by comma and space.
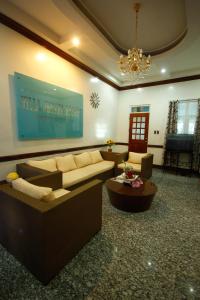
0, 172, 102, 284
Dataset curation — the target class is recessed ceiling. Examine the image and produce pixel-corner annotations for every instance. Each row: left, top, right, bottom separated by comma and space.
1, 0, 200, 87
72, 0, 187, 55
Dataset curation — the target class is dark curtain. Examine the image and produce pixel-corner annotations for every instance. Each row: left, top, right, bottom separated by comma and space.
193, 99, 200, 172
164, 100, 178, 166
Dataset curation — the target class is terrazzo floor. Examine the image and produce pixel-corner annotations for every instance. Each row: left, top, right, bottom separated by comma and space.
0, 169, 200, 300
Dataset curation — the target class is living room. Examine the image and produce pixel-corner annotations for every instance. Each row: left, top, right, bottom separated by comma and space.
0, 0, 200, 299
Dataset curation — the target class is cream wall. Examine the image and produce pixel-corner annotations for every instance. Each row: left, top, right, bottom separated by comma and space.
116, 80, 200, 165
0, 24, 118, 179
1, 24, 200, 180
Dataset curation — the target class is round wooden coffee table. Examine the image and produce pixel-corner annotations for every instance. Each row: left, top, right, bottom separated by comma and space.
106, 179, 157, 212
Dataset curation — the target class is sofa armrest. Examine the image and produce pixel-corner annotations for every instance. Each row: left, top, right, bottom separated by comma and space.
0, 179, 102, 213
44, 179, 102, 211
16, 163, 50, 178
27, 171, 62, 190
141, 154, 153, 179
0, 183, 48, 212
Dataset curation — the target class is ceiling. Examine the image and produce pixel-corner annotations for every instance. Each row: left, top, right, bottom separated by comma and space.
1, 0, 200, 87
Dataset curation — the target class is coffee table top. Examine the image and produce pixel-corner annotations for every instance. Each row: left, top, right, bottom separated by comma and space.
106, 178, 157, 197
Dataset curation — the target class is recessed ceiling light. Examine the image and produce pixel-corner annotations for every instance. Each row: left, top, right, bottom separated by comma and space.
53, 88, 57, 91
72, 37, 80, 47
189, 287, 194, 293
121, 72, 125, 76
90, 77, 99, 83
36, 52, 46, 62
161, 68, 166, 74
169, 86, 174, 90
137, 88, 142, 92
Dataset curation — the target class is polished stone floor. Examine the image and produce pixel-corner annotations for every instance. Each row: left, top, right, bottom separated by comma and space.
0, 170, 200, 300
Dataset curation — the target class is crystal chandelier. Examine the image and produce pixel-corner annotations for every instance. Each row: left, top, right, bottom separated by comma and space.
119, 3, 151, 80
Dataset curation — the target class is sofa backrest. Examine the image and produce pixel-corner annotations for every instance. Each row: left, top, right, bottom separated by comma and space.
128, 152, 149, 164
27, 158, 57, 172
25, 150, 104, 173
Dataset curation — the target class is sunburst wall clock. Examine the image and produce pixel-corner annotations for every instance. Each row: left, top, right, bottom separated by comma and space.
90, 92, 100, 109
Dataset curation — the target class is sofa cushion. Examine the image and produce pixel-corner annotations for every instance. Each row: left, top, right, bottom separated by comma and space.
27, 158, 57, 172
74, 152, 92, 168
56, 155, 77, 172
12, 178, 54, 200
52, 188, 71, 199
118, 162, 141, 172
62, 168, 92, 188
89, 150, 103, 164
128, 152, 148, 164
85, 160, 114, 175
63, 160, 114, 188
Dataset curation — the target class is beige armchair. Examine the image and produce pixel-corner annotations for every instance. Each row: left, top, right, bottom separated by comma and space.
117, 152, 154, 179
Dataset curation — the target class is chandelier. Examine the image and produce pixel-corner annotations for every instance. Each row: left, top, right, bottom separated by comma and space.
119, 3, 151, 79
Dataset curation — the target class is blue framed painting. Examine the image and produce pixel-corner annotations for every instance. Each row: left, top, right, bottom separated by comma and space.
14, 72, 83, 140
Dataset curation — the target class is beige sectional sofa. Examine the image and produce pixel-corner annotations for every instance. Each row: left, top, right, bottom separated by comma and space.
17, 150, 115, 188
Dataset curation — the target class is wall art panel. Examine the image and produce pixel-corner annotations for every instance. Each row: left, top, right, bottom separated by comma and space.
14, 72, 83, 140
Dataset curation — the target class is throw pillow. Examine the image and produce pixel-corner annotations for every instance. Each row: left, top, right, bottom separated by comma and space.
89, 150, 103, 164
128, 152, 148, 164
56, 155, 77, 172
74, 152, 92, 168
12, 178, 54, 200
27, 158, 57, 172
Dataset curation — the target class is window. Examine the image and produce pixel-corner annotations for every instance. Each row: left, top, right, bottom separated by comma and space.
177, 101, 198, 134
131, 105, 150, 113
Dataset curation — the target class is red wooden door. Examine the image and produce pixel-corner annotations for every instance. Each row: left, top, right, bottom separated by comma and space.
129, 113, 149, 153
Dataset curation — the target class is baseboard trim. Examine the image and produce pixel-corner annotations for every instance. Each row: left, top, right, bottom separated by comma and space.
116, 142, 164, 148
148, 145, 163, 149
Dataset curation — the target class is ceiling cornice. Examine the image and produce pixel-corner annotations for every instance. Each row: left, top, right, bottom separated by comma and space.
119, 74, 200, 90
1, 12, 200, 92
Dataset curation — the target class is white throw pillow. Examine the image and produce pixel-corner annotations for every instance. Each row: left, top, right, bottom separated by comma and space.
12, 178, 54, 200
56, 155, 77, 172
128, 152, 148, 164
74, 152, 92, 168
89, 150, 103, 164
27, 158, 57, 172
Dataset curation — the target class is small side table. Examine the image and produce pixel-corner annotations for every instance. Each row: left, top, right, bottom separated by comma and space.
100, 147, 128, 176
100, 150, 128, 166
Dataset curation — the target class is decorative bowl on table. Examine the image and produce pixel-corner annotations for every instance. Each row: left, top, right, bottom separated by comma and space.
121, 172, 143, 188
